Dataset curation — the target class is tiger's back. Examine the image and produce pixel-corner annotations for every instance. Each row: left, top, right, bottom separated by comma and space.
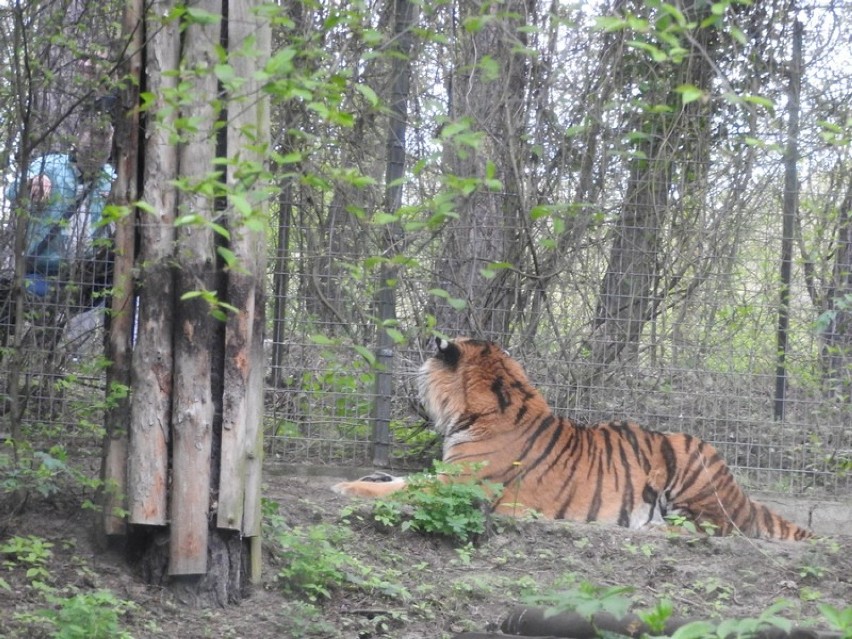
336, 337, 812, 541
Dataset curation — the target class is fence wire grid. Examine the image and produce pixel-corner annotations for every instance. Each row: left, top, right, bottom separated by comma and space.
264, 189, 852, 498
2, 0, 852, 502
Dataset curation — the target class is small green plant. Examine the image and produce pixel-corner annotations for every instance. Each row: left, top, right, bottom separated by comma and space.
799, 587, 822, 602
453, 542, 475, 566
716, 599, 793, 639
572, 536, 591, 550
689, 577, 734, 609
671, 600, 794, 639
0, 444, 75, 499
665, 513, 698, 534
799, 563, 827, 580
266, 499, 410, 603
274, 523, 360, 601
0, 535, 54, 588
36, 589, 136, 639
369, 461, 502, 544
524, 581, 634, 620
638, 597, 675, 634
818, 604, 852, 639
623, 541, 655, 557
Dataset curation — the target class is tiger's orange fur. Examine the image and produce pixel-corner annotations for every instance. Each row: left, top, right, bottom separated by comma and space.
333, 337, 812, 541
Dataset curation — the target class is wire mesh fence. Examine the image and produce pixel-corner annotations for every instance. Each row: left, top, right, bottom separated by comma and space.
2, 0, 852, 503
260, 0, 852, 499
264, 189, 852, 498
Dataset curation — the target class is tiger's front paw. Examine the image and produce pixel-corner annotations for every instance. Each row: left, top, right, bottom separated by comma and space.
331, 472, 407, 498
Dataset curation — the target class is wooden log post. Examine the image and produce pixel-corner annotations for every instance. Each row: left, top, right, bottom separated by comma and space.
217, 0, 269, 585
100, 0, 142, 537
125, 0, 179, 528
499, 607, 842, 639
104, 0, 269, 604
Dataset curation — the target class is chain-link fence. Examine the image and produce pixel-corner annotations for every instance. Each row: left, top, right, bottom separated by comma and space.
260, 0, 852, 499
3, 0, 852, 503
264, 187, 852, 498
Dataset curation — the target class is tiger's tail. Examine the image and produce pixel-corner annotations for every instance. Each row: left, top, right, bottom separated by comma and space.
670, 435, 813, 541
731, 498, 812, 541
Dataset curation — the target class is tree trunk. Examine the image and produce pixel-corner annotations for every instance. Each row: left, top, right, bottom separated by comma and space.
433, 0, 531, 340
775, 19, 802, 420
588, 0, 715, 377
821, 179, 852, 400
370, 0, 417, 466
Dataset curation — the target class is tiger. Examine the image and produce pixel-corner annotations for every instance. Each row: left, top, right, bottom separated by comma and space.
333, 337, 813, 541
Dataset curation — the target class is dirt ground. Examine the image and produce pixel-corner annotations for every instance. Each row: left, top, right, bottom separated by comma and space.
0, 469, 850, 639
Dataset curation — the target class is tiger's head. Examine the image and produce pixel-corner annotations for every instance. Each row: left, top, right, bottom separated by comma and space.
418, 337, 545, 450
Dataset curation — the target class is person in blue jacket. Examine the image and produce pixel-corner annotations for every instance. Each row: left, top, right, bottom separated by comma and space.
5, 120, 116, 301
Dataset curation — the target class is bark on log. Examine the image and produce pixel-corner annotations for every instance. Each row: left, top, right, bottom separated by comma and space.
100, 0, 141, 538
126, 0, 179, 526
167, 0, 220, 576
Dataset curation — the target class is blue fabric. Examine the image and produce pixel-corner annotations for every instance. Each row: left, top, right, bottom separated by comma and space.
6, 154, 116, 277
24, 273, 53, 298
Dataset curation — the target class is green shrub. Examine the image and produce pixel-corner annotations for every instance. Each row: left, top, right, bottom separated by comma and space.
369, 461, 502, 544
37, 590, 135, 639
274, 523, 357, 600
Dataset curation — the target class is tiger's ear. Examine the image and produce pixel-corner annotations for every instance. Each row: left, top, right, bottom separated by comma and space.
434, 336, 461, 367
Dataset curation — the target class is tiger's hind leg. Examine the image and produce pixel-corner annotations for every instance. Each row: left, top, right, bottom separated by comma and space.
332, 472, 407, 498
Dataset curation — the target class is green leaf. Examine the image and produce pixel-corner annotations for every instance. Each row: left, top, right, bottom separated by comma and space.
730, 26, 747, 45
134, 200, 156, 215
564, 124, 587, 138
372, 212, 399, 225
711, 1, 728, 15
439, 118, 472, 140
210, 222, 231, 239
594, 16, 626, 32
309, 334, 335, 346
477, 55, 501, 81
271, 150, 303, 165
463, 15, 491, 33
427, 288, 467, 310
743, 94, 775, 112
428, 287, 450, 299
353, 345, 376, 366
217, 246, 238, 269
448, 297, 467, 310
355, 83, 380, 107
174, 213, 200, 227
670, 620, 717, 639
184, 7, 220, 25
214, 63, 235, 83
266, 48, 296, 76
627, 40, 668, 63
229, 192, 253, 217
385, 328, 405, 344
530, 205, 551, 220
658, 3, 687, 26
676, 84, 705, 104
